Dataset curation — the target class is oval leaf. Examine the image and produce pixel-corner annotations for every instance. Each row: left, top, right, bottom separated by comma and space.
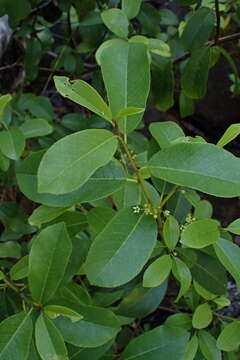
44, 305, 83, 323
217, 123, 240, 148
172, 257, 192, 302
182, 47, 211, 99
198, 330, 221, 360
17, 151, 125, 207
37, 129, 118, 195
54, 304, 120, 348
85, 207, 157, 287
180, 219, 220, 249
122, 0, 142, 19
123, 325, 189, 360
20, 118, 53, 138
217, 321, 240, 352
181, 7, 215, 51
143, 254, 172, 288
0, 127, 25, 160
224, 218, 240, 234
149, 142, 240, 197
163, 215, 180, 250
29, 222, 72, 304
182, 334, 199, 360
0, 311, 33, 360
214, 238, 240, 289
10, 255, 29, 280
101, 9, 129, 38
97, 39, 150, 134
54, 76, 112, 122
192, 303, 212, 329
35, 313, 68, 360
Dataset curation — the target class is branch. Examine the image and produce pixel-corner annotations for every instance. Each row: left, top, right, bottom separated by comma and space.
214, 0, 221, 44
0, 63, 20, 71
29, 0, 52, 16
173, 32, 240, 65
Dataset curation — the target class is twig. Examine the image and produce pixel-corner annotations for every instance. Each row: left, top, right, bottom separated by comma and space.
214, 312, 240, 322
29, 0, 52, 16
0, 63, 20, 71
174, 32, 240, 65
214, 0, 221, 44
114, 120, 154, 208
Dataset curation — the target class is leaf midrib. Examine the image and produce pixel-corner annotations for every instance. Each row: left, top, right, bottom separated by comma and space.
149, 165, 240, 186
0, 313, 29, 357
90, 213, 144, 280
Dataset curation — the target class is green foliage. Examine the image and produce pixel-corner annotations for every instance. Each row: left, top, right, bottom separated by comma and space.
0, 0, 240, 358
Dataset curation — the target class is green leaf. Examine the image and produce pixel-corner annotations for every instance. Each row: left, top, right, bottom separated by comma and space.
28, 96, 54, 121
137, 3, 161, 36
149, 121, 184, 149
217, 123, 240, 148
224, 218, 240, 234
0, 151, 10, 172
194, 200, 213, 220
122, 0, 142, 19
180, 219, 220, 249
37, 129, 118, 194
148, 39, 171, 57
67, 341, 112, 360
172, 257, 192, 302
214, 238, 240, 289
149, 142, 240, 197
165, 313, 192, 330
122, 325, 189, 360
0, 242, 21, 258
17, 152, 125, 207
0, 311, 33, 360
101, 9, 129, 38
193, 281, 216, 301
10, 255, 29, 280
217, 321, 240, 352
87, 207, 116, 236
0, 94, 12, 124
58, 282, 92, 307
151, 56, 174, 112
213, 296, 230, 310
0, 127, 25, 160
115, 107, 144, 121
182, 334, 199, 360
29, 222, 72, 304
113, 181, 141, 209
85, 207, 157, 287
96, 39, 150, 134
44, 305, 83, 323
163, 215, 180, 250
54, 76, 112, 122
179, 92, 195, 118
117, 281, 167, 318
35, 313, 68, 360
54, 305, 120, 348
1, 0, 31, 27
20, 119, 53, 138
198, 330, 221, 360
28, 206, 69, 227
143, 254, 172, 288
182, 47, 211, 99
191, 252, 227, 295
192, 303, 212, 329
181, 7, 215, 51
